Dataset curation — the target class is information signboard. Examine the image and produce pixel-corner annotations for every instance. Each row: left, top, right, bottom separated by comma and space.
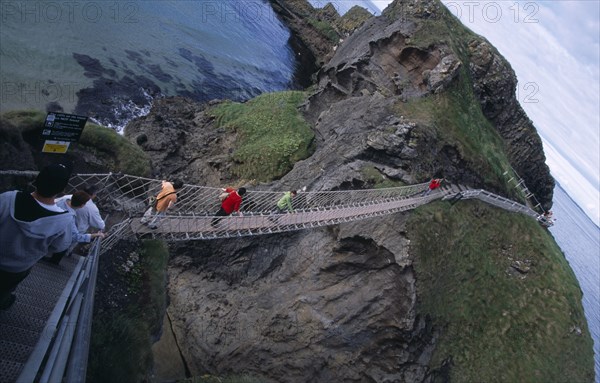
41, 112, 88, 154
42, 141, 71, 154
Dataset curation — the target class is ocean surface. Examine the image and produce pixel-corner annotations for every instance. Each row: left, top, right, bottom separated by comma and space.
0, 0, 296, 128
549, 184, 600, 381
1, 1, 598, 380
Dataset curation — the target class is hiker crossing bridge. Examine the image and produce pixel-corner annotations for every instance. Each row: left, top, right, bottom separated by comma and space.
1, 171, 544, 249
61, 173, 541, 245
0, 171, 544, 382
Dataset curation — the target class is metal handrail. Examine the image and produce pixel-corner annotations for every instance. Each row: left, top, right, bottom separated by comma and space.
16, 238, 102, 383
16, 257, 86, 383
0, 173, 551, 382
444, 188, 539, 219
65, 239, 102, 383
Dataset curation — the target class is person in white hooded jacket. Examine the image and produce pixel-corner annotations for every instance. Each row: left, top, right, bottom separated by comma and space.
0, 164, 74, 310
49, 191, 105, 265
76, 184, 105, 234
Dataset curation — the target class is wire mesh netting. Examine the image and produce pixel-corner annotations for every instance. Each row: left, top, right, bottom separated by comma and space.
0, 171, 540, 249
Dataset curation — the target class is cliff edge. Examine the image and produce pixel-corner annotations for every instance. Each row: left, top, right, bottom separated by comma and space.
0, 0, 590, 381
124, 1, 589, 382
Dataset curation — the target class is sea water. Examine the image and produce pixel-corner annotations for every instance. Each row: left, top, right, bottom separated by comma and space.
0, 0, 296, 128
1, 1, 598, 380
550, 184, 600, 381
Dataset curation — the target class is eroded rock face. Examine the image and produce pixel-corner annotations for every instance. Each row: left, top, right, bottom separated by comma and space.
314, 16, 459, 106
277, 3, 484, 192
124, 97, 242, 186
268, 0, 374, 81
168, 216, 440, 382
467, 38, 554, 209
122, 1, 556, 380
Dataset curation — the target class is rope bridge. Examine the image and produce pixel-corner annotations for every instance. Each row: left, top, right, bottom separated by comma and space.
66, 173, 435, 243
0, 171, 546, 382
1, 172, 542, 248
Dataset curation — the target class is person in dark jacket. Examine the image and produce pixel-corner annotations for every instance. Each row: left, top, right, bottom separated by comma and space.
0, 164, 73, 309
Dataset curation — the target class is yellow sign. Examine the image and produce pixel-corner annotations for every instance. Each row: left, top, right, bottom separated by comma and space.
42, 140, 70, 154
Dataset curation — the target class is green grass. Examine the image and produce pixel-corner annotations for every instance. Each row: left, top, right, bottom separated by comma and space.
138, 240, 170, 334
407, 201, 594, 382
79, 123, 151, 176
308, 18, 340, 42
336, 6, 372, 35
383, 1, 478, 52
408, 14, 476, 52
0, 110, 151, 176
87, 313, 153, 383
88, 240, 169, 383
360, 165, 406, 188
0, 110, 46, 132
210, 91, 314, 182
395, 67, 520, 200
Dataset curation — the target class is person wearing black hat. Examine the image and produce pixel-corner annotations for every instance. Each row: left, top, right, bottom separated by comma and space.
0, 164, 74, 310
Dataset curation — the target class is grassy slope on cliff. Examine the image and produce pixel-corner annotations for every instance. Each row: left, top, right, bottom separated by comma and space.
336, 6, 373, 35
0, 110, 150, 175
210, 91, 314, 182
88, 240, 169, 383
408, 201, 594, 382
396, 79, 520, 200
393, 3, 523, 201
391, 5, 594, 378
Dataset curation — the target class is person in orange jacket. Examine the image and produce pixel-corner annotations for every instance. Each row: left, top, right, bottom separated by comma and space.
141, 179, 184, 229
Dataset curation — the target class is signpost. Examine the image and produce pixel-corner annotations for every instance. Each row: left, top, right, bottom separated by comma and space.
41, 112, 88, 154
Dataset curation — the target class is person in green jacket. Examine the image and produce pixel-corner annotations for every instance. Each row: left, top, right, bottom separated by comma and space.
276, 190, 297, 213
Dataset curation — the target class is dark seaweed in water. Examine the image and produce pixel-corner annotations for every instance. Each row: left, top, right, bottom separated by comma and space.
73, 53, 117, 79
73, 52, 160, 125
74, 71, 161, 126
72, 48, 283, 128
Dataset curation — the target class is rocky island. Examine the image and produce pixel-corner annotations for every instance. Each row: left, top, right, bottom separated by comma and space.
0, 0, 594, 382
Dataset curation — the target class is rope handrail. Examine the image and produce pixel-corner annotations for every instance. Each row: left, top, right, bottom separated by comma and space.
123, 192, 441, 241
0, 171, 429, 215
458, 189, 539, 218
503, 166, 546, 213
0, 171, 546, 244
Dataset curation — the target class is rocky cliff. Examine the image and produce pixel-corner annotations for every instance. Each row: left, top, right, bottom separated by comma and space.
168, 218, 431, 382
268, 0, 374, 86
303, 0, 553, 207
466, 37, 554, 208
0, 0, 588, 381
119, 1, 592, 382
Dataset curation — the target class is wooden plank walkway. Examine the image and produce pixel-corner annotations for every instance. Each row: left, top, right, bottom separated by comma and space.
128, 192, 442, 239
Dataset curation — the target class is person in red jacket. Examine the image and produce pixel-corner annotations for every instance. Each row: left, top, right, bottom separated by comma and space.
423, 178, 443, 196
211, 187, 247, 227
